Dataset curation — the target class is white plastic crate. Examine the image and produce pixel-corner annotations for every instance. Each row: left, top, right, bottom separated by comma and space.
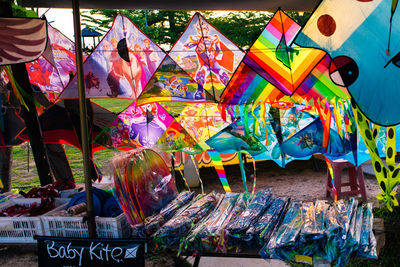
0, 198, 68, 244
41, 204, 131, 238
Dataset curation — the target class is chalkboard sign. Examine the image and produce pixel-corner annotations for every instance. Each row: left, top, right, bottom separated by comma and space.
36, 236, 146, 267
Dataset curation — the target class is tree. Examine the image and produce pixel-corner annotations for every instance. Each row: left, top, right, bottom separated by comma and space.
206, 11, 273, 49
81, 10, 192, 47
82, 10, 310, 50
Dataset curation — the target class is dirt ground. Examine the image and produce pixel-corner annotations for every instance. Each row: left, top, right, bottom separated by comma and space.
0, 157, 383, 266
186, 156, 382, 202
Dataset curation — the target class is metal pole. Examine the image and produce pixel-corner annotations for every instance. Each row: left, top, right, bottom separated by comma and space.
72, 0, 96, 238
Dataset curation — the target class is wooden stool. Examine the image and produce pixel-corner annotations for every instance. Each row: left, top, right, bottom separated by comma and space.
326, 159, 367, 201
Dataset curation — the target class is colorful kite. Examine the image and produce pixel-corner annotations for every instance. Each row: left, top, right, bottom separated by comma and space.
168, 12, 245, 101
60, 14, 166, 99
26, 23, 84, 96
220, 9, 348, 107
245, 9, 326, 96
137, 55, 213, 105
296, 0, 400, 126
296, 0, 400, 208
94, 101, 202, 154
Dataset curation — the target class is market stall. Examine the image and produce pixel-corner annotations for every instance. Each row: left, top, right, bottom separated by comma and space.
0, 0, 399, 266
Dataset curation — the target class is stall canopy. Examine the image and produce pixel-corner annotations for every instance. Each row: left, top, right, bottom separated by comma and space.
19, 0, 320, 11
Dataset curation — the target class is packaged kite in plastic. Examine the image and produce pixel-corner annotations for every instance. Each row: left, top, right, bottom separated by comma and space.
125, 149, 178, 218
213, 192, 252, 253
324, 198, 357, 262
336, 204, 360, 267
112, 149, 178, 225
353, 205, 364, 245
244, 196, 283, 246
260, 201, 302, 261
226, 189, 272, 239
357, 203, 377, 259
152, 192, 218, 249
144, 191, 195, 236
301, 200, 329, 240
182, 193, 225, 253
256, 197, 287, 245
202, 193, 239, 236
297, 200, 329, 257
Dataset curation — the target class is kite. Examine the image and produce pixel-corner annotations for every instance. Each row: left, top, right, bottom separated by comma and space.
296, 0, 400, 209
26, 23, 85, 97
168, 12, 245, 101
60, 14, 166, 99
0, 18, 47, 65
296, 0, 400, 126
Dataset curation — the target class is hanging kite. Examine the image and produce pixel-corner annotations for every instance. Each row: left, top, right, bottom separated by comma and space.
59, 14, 166, 99
137, 55, 214, 104
94, 101, 202, 154
168, 12, 245, 101
296, 0, 399, 126
220, 9, 348, 106
245, 9, 326, 96
26, 23, 85, 97
296, 0, 400, 209
0, 18, 47, 65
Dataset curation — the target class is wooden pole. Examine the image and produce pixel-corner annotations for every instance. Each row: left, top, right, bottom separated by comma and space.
72, 0, 96, 238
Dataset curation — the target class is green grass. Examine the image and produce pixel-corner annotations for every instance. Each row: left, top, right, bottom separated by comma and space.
10, 144, 117, 188
92, 98, 133, 113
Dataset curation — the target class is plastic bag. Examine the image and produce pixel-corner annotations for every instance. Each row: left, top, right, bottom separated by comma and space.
357, 203, 377, 259
261, 201, 302, 261
152, 192, 218, 249
227, 189, 272, 237
144, 191, 195, 236
248, 197, 286, 246
213, 192, 251, 253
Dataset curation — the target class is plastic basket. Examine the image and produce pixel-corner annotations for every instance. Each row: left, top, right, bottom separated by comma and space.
0, 198, 68, 244
41, 204, 131, 239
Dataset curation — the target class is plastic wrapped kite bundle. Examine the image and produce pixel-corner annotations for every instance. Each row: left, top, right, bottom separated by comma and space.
226, 189, 272, 247
180, 193, 226, 253
247, 196, 288, 246
258, 198, 377, 267
142, 191, 195, 236
335, 203, 362, 267
111, 149, 178, 226
260, 201, 303, 261
152, 192, 218, 249
325, 198, 358, 262
357, 203, 377, 259
325, 200, 376, 267
195, 192, 240, 251
211, 192, 252, 253
297, 200, 329, 257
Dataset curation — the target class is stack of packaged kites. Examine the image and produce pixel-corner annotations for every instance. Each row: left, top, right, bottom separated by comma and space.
131, 189, 377, 267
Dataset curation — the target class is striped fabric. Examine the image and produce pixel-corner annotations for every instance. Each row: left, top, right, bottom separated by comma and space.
208, 150, 232, 192
246, 10, 325, 95
220, 10, 349, 107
